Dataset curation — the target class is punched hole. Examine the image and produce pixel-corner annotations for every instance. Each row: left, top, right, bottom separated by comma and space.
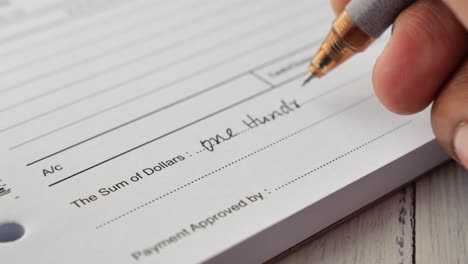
0, 222, 25, 242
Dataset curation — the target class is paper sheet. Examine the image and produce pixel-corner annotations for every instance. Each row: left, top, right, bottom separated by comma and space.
0, 0, 443, 263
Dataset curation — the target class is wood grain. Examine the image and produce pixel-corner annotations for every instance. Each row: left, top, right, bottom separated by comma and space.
271, 161, 467, 264
273, 185, 415, 264
415, 162, 468, 264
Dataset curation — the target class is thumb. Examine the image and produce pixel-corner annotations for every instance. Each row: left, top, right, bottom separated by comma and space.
330, 0, 351, 15
432, 59, 468, 170
442, 0, 468, 29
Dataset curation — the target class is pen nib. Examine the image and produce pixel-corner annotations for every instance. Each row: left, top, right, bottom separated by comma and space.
302, 72, 315, 86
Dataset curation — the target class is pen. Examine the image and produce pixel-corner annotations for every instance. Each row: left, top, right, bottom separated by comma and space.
303, 0, 414, 86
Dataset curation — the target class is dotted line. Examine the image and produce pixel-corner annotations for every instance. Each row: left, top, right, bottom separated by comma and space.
191, 95, 312, 157
237, 127, 252, 135
195, 148, 207, 155
96, 130, 278, 229
96, 98, 374, 229
273, 121, 412, 191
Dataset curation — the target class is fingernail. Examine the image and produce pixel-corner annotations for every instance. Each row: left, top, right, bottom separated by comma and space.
454, 122, 468, 169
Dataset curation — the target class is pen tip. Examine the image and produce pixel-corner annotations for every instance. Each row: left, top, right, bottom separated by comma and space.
302, 72, 315, 86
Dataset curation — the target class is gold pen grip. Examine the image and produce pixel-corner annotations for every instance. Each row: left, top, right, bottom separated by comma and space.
309, 11, 375, 77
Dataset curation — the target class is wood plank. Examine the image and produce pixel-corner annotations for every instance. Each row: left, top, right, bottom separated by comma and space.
415, 161, 468, 264
272, 185, 414, 264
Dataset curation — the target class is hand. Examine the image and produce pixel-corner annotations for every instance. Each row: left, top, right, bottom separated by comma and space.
331, 0, 468, 169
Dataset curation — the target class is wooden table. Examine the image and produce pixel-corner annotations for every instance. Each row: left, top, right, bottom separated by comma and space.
271, 161, 468, 264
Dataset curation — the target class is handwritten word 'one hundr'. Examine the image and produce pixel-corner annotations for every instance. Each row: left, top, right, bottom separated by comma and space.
242, 99, 301, 129
198, 99, 301, 153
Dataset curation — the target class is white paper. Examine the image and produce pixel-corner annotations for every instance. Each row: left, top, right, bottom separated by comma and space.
0, 0, 446, 263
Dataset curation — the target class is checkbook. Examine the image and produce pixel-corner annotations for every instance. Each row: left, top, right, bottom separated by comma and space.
0, 0, 448, 263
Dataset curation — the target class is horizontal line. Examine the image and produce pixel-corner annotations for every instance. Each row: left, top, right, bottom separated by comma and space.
0, 0, 182, 58
272, 120, 412, 192
0, 1, 254, 113
250, 71, 275, 87
24, 41, 318, 163
0, 0, 239, 78
0, 16, 70, 44
15, 38, 317, 152
28, 73, 247, 165
2, 9, 322, 133
0, 0, 269, 116
94, 93, 378, 229
0, 0, 246, 94
301, 71, 372, 105
48, 73, 304, 187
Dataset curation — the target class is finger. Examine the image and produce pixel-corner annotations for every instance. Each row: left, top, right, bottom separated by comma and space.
442, 0, 468, 29
330, 0, 350, 15
432, 58, 468, 169
372, 0, 468, 115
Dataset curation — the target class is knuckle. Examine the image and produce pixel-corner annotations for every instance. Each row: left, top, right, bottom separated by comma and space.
449, 63, 468, 89
431, 60, 468, 156
397, 0, 465, 51
400, 1, 443, 42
